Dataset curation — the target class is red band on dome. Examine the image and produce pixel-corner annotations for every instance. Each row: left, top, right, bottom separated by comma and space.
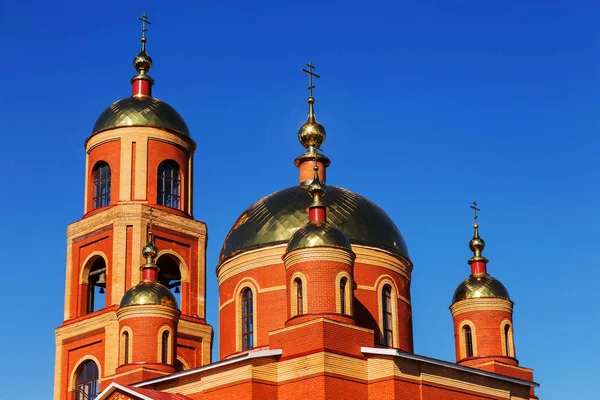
471, 261, 487, 276
132, 79, 152, 96
142, 268, 157, 281
309, 207, 326, 222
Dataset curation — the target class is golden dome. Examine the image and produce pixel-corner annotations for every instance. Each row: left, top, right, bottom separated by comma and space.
287, 221, 352, 252
298, 97, 326, 149
220, 185, 409, 261
90, 96, 190, 138
120, 280, 178, 308
452, 274, 510, 304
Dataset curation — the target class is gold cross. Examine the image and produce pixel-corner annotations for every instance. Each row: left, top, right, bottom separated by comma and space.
147, 207, 154, 232
301, 61, 320, 98
138, 13, 151, 38
470, 201, 480, 223
137, 13, 151, 51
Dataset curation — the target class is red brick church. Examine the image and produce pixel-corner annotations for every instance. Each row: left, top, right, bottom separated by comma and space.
54, 16, 539, 400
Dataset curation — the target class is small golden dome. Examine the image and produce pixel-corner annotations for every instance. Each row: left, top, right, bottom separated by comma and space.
287, 221, 352, 252
298, 97, 326, 149
452, 274, 510, 304
469, 223, 485, 253
120, 280, 178, 308
307, 165, 325, 199
134, 50, 153, 73
142, 239, 157, 259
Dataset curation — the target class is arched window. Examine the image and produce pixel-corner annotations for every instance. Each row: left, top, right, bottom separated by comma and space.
382, 285, 393, 347
295, 278, 303, 315
161, 331, 169, 364
504, 324, 512, 356
74, 360, 98, 400
241, 288, 254, 351
121, 331, 130, 365
157, 160, 181, 209
86, 257, 106, 314
157, 254, 182, 308
340, 277, 348, 315
92, 162, 111, 209
464, 325, 474, 357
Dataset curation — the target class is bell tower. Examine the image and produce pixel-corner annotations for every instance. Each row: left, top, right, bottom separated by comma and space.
54, 15, 212, 400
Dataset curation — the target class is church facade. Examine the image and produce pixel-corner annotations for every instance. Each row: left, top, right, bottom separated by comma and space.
54, 16, 538, 400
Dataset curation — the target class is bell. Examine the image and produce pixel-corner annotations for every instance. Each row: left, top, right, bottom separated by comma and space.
97, 272, 106, 285
99, 287, 105, 294
175, 286, 180, 293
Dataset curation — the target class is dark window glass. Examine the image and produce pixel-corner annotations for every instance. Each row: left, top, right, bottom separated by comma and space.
340, 277, 348, 315
161, 331, 169, 364
242, 288, 254, 351
464, 325, 474, 357
295, 278, 303, 315
157, 161, 181, 209
504, 324, 511, 356
382, 285, 393, 347
123, 331, 129, 365
75, 360, 98, 400
92, 162, 111, 209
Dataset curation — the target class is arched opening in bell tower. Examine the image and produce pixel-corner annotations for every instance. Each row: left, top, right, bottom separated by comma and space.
157, 254, 182, 307
86, 257, 107, 314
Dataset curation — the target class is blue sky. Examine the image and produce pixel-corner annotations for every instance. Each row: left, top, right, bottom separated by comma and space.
0, 1, 598, 398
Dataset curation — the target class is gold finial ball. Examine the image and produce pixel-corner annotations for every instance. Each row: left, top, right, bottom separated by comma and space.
469, 236, 485, 253
308, 178, 325, 198
298, 120, 326, 149
142, 241, 157, 258
134, 51, 153, 73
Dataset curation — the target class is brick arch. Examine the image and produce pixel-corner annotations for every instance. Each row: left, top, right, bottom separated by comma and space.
290, 271, 308, 316
500, 319, 515, 358
157, 325, 175, 365
235, 280, 259, 352
69, 355, 102, 392
458, 320, 478, 359
335, 271, 352, 316
79, 251, 109, 285
376, 277, 400, 348
156, 249, 190, 283
119, 326, 133, 366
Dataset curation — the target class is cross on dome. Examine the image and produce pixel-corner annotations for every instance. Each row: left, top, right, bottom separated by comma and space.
137, 13, 151, 51
301, 61, 320, 98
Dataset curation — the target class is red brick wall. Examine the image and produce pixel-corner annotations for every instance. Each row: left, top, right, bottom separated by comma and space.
453, 307, 517, 366
147, 139, 190, 213
286, 259, 352, 316
86, 140, 121, 215
70, 227, 114, 318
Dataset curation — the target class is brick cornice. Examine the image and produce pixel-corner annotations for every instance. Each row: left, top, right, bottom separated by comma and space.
68, 203, 206, 240
450, 298, 514, 317
116, 305, 181, 321
284, 247, 355, 268
217, 244, 412, 286
86, 127, 194, 154
353, 245, 413, 279
56, 308, 118, 343
216, 245, 286, 286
